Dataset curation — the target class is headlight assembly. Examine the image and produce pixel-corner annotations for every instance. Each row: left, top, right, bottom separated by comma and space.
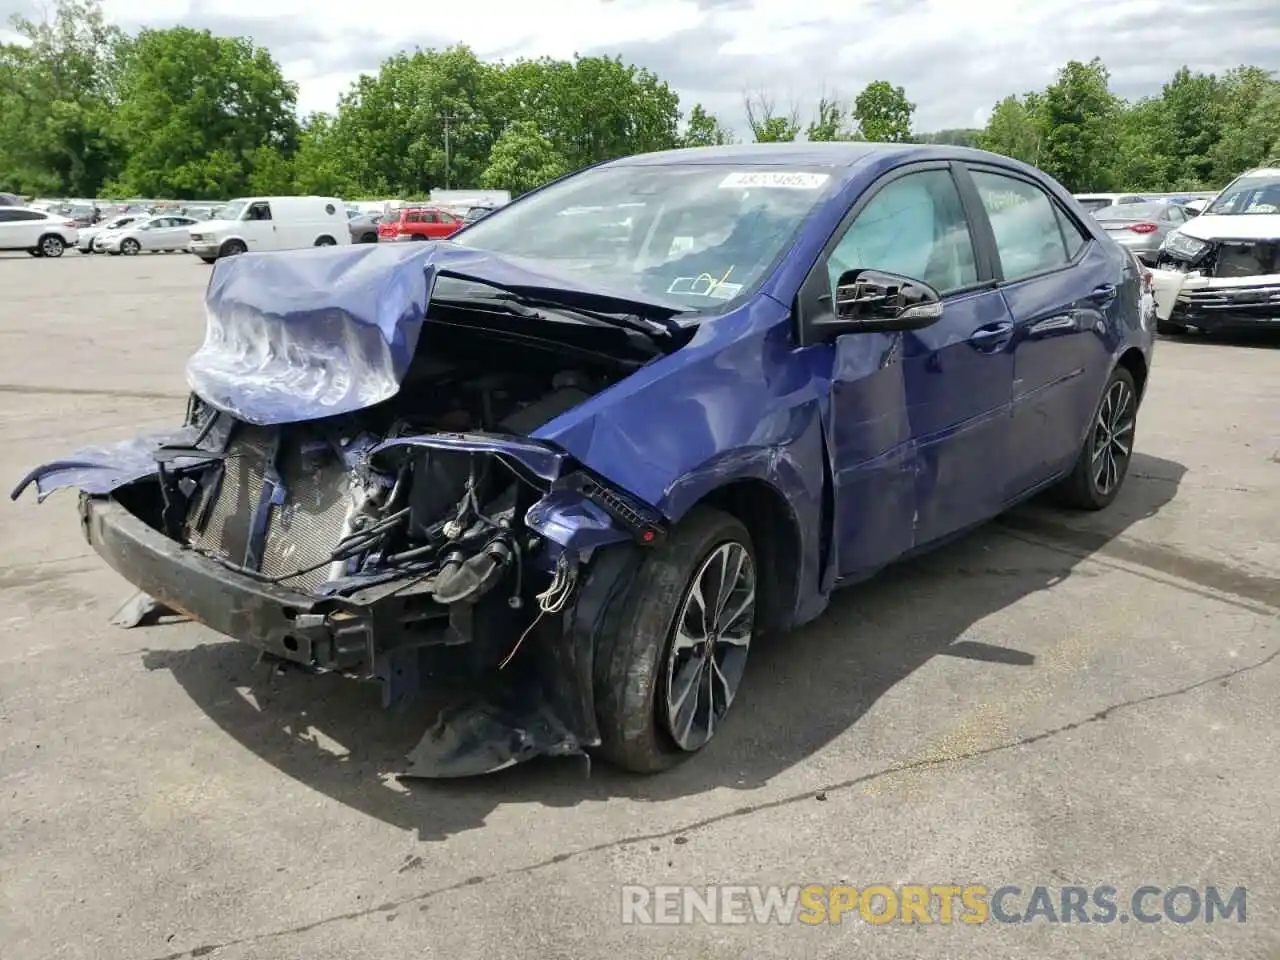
1162, 231, 1209, 259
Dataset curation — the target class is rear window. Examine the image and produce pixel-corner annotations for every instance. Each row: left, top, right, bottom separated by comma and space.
1094, 202, 1167, 220
1076, 198, 1115, 213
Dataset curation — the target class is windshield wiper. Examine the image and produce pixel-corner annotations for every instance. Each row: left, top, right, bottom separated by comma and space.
432, 289, 681, 345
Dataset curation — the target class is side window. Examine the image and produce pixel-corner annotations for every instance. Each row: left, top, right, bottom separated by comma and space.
10, 210, 46, 222
423, 211, 440, 223
826, 169, 978, 297
405, 211, 422, 223
247, 202, 272, 221
1166, 205, 1187, 224
972, 170, 1071, 281
1053, 204, 1089, 259
0, 209, 18, 222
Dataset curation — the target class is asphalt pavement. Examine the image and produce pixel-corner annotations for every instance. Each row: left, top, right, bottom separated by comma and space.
1, 252, 1277, 959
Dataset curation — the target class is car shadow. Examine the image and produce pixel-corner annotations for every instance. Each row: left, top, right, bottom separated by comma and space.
142, 451, 1187, 842
1162, 327, 1280, 350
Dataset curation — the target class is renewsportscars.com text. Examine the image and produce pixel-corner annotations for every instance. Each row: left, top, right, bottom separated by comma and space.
621, 884, 1247, 925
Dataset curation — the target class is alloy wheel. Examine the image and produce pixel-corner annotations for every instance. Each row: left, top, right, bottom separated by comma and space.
1091, 378, 1135, 496
121, 239, 140, 255
40, 236, 64, 257
663, 540, 755, 752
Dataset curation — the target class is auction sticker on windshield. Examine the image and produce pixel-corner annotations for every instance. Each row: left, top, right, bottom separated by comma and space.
719, 171, 830, 190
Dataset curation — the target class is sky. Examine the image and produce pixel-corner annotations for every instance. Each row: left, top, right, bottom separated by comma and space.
3, 0, 1279, 135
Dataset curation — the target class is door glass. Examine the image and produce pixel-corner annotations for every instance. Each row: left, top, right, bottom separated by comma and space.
1053, 204, 1089, 259
972, 171, 1070, 280
827, 169, 978, 296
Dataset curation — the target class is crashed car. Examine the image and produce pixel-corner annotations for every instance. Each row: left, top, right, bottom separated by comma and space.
12, 143, 1155, 777
1153, 164, 1280, 335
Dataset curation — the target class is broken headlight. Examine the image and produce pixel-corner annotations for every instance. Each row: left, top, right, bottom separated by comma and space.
1162, 231, 1209, 259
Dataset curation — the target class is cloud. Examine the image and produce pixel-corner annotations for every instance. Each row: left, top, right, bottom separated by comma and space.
3, 0, 1278, 134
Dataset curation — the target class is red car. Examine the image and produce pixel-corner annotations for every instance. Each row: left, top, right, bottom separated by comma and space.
376, 207, 464, 242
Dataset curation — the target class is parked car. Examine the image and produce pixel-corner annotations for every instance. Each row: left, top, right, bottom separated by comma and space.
13, 143, 1154, 777
348, 211, 382, 243
376, 206, 464, 241
462, 205, 495, 225
1074, 192, 1149, 213
95, 215, 199, 255
1091, 200, 1194, 265
188, 196, 350, 262
0, 192, 21, 206
0, 206, 78, 257
78, 213, 149, 253
1153, 164, 1280, 335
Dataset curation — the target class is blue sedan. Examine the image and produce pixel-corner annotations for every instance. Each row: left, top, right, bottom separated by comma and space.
13, 143, 1155, 776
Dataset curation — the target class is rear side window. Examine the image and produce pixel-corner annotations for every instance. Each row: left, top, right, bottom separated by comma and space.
827, 169, 978, 295
972, 171, 1072, 281
1054, 205, 1089, 259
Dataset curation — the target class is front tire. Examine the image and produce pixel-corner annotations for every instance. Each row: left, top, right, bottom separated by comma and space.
1056, 367, 1138, 510
120, 238, 140, 255
314, 235, 336, 246
220, 239, 247, 257
594, 506, 756, 773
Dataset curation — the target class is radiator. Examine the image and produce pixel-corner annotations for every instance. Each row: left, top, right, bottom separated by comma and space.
187, 426, 356, 594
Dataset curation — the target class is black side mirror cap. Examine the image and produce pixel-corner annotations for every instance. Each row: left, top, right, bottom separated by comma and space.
807, 269, 943, 341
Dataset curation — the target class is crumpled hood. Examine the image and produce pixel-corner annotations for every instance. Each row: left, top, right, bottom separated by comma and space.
187, 241, 682, 426
1177, 213, 1280, 242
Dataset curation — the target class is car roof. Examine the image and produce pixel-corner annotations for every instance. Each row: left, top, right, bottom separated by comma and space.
605, 141, 1010, 171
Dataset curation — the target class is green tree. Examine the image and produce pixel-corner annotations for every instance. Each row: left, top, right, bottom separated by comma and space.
0, 0, 125, 196
681, 103, 733, 146
978, 94, 1042, 163
1210, 68, 1280, 180
480, 120, 568, 195
916, 128, 982, 147
852, 80, 914, 142
1036, 59, 1121, 191
109, 27, 298, 198
806, 96, 845, 142
1158, 66, 1222, 186
744, 92, 799, 142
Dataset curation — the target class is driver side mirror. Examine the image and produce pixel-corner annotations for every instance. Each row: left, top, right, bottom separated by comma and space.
809, 269, 944, 341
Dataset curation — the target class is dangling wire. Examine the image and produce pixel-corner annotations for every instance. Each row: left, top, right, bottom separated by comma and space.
498, 554, 578, 670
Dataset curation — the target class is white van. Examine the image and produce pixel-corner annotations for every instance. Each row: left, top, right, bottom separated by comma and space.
188, 196, 350, 262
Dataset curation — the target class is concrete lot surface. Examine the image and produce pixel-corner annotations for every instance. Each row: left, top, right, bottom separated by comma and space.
1, 252, 1277, 959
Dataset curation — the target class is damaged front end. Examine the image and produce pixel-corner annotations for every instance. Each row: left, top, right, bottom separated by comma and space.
1155, 227, 1280, 333
12, 243, 678, 777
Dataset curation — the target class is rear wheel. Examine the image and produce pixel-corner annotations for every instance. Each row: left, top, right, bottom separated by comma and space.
38, 234, 65, 258
1055, 366, 1138, 510
594, 506, 756, 773
314, 235, 336, 246
361, 232, 378, 243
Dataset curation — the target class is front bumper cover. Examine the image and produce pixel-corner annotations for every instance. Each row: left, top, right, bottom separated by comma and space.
1170, 281, 1280, 331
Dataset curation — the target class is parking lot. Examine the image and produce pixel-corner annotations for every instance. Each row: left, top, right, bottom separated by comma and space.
1, 252, 1278, 959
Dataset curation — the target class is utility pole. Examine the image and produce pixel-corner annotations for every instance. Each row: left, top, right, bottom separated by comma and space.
441, 112, 459, 190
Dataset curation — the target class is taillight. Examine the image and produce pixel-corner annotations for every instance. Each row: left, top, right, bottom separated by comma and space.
61, 220, 77, 228
1127, 223, 1158, 234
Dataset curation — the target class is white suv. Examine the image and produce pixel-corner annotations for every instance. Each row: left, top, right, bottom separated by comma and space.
0, 207, 79, 258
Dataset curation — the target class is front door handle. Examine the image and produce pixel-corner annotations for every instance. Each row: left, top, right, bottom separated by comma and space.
1090, 283, 1117, 302
968, 321, 1013, 351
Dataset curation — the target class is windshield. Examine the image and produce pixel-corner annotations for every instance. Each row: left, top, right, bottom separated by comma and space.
217, 201, 247, 221
1095, 202, 1169, 220
452, 164, 836, 311
1205, 172, 1280, 215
